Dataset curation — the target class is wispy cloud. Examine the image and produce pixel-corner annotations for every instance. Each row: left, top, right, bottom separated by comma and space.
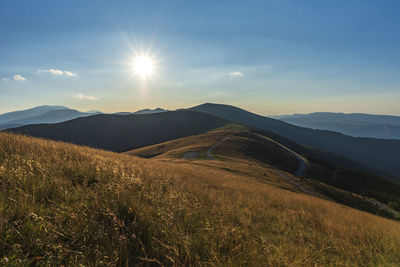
13, 74, 26, 81
38, 69, 77, 77
63, 71, 77, 77
229, 71, 245, 77
2, 78, 8, 81
74, 93, 98, 101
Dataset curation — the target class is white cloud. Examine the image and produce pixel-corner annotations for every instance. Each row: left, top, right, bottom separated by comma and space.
64, 71, 77, 77
38, 69, 77, 77
74, 93, 98, 101
229, 71, 245, 77
2, 78, 8, 81
13, 74, 26, 81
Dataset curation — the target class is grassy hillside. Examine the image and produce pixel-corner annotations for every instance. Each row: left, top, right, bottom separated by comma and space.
128, 126, 400, 218
2, 132, 400, 265
126, 126, 230, 159
6, 110, 228, 152
127, 126, 300, 174
190, 103, 400, 179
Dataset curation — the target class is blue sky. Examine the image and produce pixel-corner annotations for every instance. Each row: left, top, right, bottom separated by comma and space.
1, 0, 400, 115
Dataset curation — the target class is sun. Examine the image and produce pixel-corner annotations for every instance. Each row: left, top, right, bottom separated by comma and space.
132, 55, 154, 78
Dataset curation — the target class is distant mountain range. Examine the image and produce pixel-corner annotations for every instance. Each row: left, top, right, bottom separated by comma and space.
134, 108, 168, 114
272, 112, 400, 140
0, 105, 67, 124
113, 108, 168, 116
0, 106, 100, 130
0, 106, 168, 130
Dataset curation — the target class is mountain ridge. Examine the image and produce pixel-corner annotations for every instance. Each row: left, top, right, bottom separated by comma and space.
189, 103, 400, 179
0, 105, 68, 124
273, 112, 400, 139
7, 110, 229, 152
0, 106, 101, 130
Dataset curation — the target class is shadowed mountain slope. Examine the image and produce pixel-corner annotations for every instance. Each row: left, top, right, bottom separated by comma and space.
7, 110, 229, 152
0, 123, 21, 131
189, 103, 400, 179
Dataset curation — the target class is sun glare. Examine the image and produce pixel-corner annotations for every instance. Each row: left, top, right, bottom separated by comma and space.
132, 55, 154, 78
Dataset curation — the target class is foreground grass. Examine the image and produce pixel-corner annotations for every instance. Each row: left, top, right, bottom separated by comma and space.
1, 133, 400, 266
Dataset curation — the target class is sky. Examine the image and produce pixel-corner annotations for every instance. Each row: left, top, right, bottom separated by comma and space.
1, 0, 400, 115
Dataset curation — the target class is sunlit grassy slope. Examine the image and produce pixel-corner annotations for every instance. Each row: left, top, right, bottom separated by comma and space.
126, 125, 300, 174
128, 125, 400, 219
1, 132, 400, 266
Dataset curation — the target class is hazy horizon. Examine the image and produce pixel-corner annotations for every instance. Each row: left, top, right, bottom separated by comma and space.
2, 102, 400, 118
1, 0, 400, 115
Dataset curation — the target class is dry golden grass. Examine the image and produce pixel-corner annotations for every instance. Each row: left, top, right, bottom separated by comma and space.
127, 126, 299, 173
125, 128, 232, 159
1, 132, 400, 266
